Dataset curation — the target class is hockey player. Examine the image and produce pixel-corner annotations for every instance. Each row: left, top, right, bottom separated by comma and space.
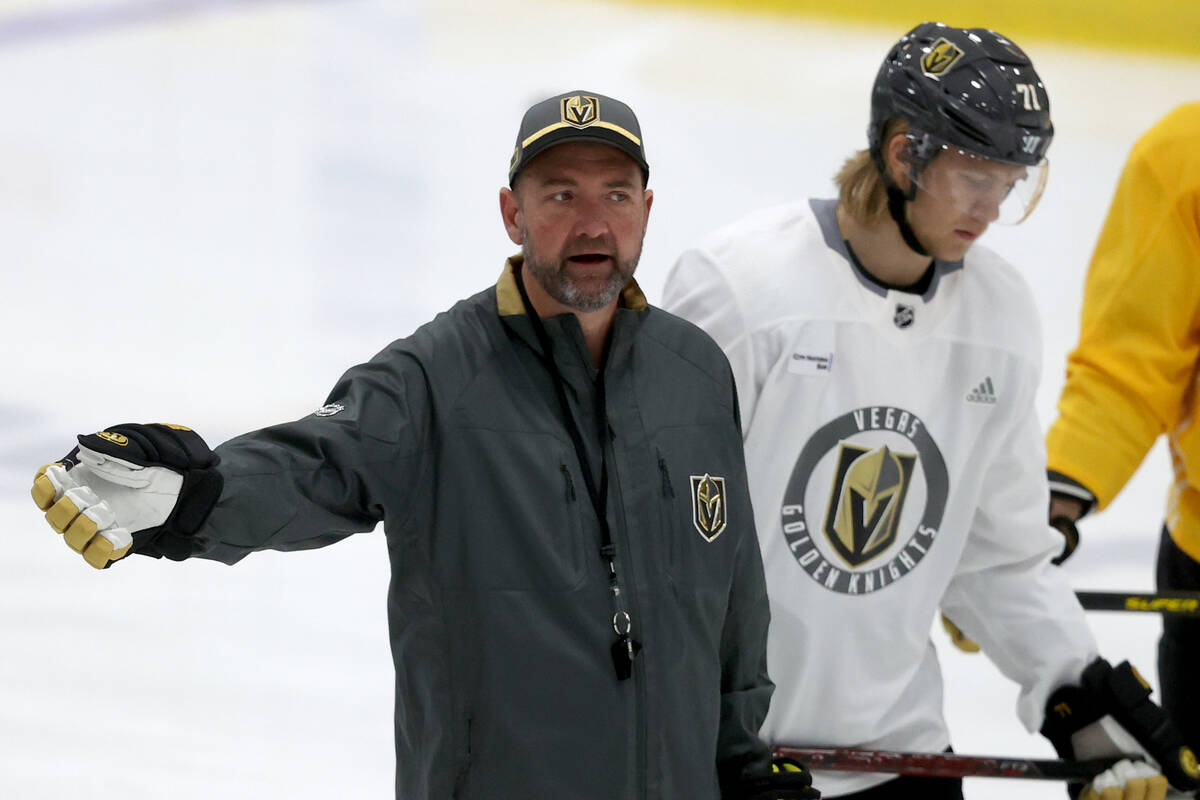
1046, 102, 1200, 754
29, 91, 817, 800
663, 23, 1199, 800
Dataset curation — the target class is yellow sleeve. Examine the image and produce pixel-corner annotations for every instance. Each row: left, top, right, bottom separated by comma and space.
1046, 104, 1200, 510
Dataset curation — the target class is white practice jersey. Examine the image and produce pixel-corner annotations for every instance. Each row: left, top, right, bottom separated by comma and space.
663, 199, 1098, 796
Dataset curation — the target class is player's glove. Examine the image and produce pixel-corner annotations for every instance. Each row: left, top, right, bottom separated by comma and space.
730, 756, 821, 799
1041, 658, 1200, 799
1047, 486, 1089, 565
1050, 514, 1081, 566
940, 612, 981, 654
31, 423, 222, 568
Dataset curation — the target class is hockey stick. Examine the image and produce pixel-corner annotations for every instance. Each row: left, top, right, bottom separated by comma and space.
1076, 590, 1200, 616
772, 746, 1129, 781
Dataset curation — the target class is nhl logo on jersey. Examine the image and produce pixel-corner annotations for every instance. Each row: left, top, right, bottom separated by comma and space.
561, 95, 600, 129
780, 406, 949, 595
894, 303, 915, 329
690, 473, 728, 542
921, 38, 963, 77
824, 443, 916, 567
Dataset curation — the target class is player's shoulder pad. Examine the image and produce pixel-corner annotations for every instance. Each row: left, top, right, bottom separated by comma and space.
1132, 102, 1200, 169
693, 201, 815, 273
673, 202, 827, 322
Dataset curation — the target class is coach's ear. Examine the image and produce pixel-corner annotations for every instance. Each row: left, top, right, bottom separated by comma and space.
500, 186, 523, 246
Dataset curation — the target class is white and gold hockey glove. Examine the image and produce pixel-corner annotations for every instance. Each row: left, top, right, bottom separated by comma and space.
32, 423, 222, 568
1079, 759, 1167, 800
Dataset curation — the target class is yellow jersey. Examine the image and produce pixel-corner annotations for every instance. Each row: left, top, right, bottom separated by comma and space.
1047, 102, 1200, 560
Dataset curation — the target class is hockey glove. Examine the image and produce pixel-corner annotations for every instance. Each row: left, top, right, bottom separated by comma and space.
940, 612, 981, 654
1041, 658, 1200, 799
31, 423, 222, 568
1048, 488, 1089, 565
731, 756, 821, 799
1050, 514, 1081, 566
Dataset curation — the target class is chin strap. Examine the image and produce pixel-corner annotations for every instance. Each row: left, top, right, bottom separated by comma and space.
885, 181, 929, 257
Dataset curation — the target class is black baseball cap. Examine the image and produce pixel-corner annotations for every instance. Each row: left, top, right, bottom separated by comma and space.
508, 90, 649, 185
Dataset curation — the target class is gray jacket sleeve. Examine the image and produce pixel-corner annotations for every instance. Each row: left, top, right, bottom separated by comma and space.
717, 381, 775, 795
191, 350, 431, 565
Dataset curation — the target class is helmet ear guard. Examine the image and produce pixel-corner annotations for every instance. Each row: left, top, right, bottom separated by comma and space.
873, 123, 936, 255
874, 125, 930, 255
876, 131, 920, 198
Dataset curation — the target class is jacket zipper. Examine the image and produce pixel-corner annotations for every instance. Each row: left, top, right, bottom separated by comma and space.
607, 421, 648, 799
656, 450, 675, 498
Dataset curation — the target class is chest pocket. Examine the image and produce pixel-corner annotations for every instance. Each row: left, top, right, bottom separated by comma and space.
652, 425, 741, 591
455, 430, 590, 592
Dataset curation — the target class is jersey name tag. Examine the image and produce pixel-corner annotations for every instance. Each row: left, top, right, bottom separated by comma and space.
787, 324, 836, 376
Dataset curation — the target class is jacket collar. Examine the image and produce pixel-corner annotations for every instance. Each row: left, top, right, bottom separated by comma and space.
496, 254, 647, 379
495, 254, 648, 316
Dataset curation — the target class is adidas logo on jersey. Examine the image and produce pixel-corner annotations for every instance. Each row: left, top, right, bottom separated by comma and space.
965, 377, 997, 404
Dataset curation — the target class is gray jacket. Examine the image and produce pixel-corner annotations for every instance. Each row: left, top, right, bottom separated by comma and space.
194, 258, 774, 799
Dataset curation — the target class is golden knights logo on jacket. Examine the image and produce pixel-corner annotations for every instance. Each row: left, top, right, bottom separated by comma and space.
691, 473, 728, 542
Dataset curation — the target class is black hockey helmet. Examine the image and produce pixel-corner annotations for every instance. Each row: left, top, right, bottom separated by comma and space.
869, 22, 1053, 171
867, 22, 1053, 247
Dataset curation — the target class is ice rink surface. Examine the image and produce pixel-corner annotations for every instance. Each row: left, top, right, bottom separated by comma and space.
1, 1, 1198, 797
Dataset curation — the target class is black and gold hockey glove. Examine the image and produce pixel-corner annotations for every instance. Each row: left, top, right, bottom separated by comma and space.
31, 423, 223, 568
1049, 514, 1081, 566
1041, 658, 1200, 800
731, 756, 821, 799
1047, 478, 1092, 565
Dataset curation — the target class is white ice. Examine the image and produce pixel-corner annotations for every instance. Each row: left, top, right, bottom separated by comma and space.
2, 1, 1198, 797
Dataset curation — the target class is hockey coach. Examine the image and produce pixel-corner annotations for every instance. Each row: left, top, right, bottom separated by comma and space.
30, 91, 818, 800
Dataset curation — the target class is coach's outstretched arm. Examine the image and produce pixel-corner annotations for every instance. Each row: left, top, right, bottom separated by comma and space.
32, 352, 429, 567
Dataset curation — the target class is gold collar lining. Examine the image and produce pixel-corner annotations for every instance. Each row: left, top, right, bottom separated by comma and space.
495, 254, 648, 316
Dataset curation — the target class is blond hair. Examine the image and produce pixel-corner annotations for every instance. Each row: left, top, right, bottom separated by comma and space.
834, 118, 909, 225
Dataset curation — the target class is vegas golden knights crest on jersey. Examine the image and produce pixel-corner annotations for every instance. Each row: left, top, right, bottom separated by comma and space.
778, 405, 948, 595
561, 95, 599, 128
691, 473, 728, 542
824, 443, 916, 566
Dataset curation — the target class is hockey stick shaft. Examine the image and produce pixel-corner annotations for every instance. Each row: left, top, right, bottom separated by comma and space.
1076, 590, 1200, 616
772, 746, 1126, 781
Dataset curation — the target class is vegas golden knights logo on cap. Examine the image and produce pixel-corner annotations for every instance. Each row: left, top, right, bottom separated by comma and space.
561, 95, 599, 128
922, 38, 963, 77
824, 443, 916, 566
691, 473, 728, 542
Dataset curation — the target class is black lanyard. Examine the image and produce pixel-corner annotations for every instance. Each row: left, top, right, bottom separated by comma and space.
513, 268, 641, 680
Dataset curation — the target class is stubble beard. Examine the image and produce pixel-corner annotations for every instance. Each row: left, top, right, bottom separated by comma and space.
521, 228, 640, 313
